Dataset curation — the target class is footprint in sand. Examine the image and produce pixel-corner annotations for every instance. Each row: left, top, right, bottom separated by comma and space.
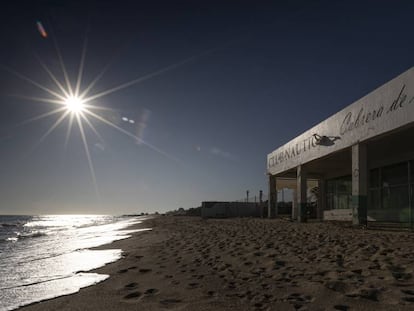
285, 293, 313, 308
124, 282, 139, 289
123, 291, 142, 299
144, 288, 159, 295
207, 290, 216, 297
402, 296, 414, 303
227, 282, 236, 290
187, 282, 199, 289
324, 280, 348, 293
401, 289, 414, 295
160, 298, 182, 305
347, 288, 380, 301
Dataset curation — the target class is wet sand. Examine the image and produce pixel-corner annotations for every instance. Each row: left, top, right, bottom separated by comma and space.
21, 216, 414, 310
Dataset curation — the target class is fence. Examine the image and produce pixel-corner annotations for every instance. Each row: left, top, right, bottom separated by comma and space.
201, 190, 269, 218
233, 191, 268, 204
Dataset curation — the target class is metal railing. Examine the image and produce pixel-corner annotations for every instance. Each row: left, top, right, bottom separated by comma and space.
233, 192, 268, 203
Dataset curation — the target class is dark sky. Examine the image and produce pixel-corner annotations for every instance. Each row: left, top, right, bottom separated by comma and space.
1, 0, 414, 214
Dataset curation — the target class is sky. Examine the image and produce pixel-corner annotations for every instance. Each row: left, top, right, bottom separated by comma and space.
1, 0, 414, 215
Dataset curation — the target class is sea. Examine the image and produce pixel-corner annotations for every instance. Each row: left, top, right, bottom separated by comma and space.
0, 214, 150, 311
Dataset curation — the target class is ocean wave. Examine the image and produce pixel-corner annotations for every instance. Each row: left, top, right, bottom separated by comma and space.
0, 223, 19, 228
0, 274, 70, 290
20, 251, 68, 264
5, 237, 18, 242
17, 231, 48, 240
0, 215, 147, 311
0, 232, 47, 243
0, 272, 109, 311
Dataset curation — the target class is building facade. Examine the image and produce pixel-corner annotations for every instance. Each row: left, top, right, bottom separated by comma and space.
267, 67, 414, 227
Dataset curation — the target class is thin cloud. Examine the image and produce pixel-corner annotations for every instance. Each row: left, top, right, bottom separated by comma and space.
209, 147, 238, 161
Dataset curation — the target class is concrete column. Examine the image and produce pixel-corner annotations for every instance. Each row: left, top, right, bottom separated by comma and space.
297, 165, 307, 223
352, 143, 368, 226
292, 188, 298, 220
268, 175, 277, 218
317, 179, 326, 220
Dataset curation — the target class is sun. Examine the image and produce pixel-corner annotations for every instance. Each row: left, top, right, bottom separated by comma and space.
64, 96, 85, 113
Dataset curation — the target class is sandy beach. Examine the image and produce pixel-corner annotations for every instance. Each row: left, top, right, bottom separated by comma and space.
20, 216, 414, 311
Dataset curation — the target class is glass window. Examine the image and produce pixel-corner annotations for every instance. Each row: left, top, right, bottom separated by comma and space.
411, 184, 414, 223
326, 193, 334, 210
382, 162, 408, 186
369, 161, 414, 224
326, 176, 352, 210
369, 189, 381, 209
381, 185, 409, 223
327, 181, 333, 193
338, 181, 349, 193
344, 177, 352, 193
370, 168, 380, 188
337, 194, 351, 209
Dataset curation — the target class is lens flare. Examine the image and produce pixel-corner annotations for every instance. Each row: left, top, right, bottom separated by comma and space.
36, 21, 48, 38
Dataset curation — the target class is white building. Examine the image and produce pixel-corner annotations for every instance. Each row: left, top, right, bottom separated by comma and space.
267, 67, 414, 227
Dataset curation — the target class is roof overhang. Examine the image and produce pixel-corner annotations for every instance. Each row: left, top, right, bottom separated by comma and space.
267, 67, 414, 175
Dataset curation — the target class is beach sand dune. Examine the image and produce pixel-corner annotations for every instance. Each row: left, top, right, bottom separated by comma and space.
22, 216, 414, 310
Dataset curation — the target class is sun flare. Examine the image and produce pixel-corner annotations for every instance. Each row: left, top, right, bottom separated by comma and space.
6, 31, 186, 198
64, 96, 85, 113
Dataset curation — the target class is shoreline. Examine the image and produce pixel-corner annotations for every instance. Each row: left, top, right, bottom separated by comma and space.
20, 216, 414, 310
15, 216, 154, 311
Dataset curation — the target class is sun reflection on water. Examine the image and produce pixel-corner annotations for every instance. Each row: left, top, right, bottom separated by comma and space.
0, 215, 151, 311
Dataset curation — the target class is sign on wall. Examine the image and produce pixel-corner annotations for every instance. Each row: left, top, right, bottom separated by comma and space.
267, 67, 414, 175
